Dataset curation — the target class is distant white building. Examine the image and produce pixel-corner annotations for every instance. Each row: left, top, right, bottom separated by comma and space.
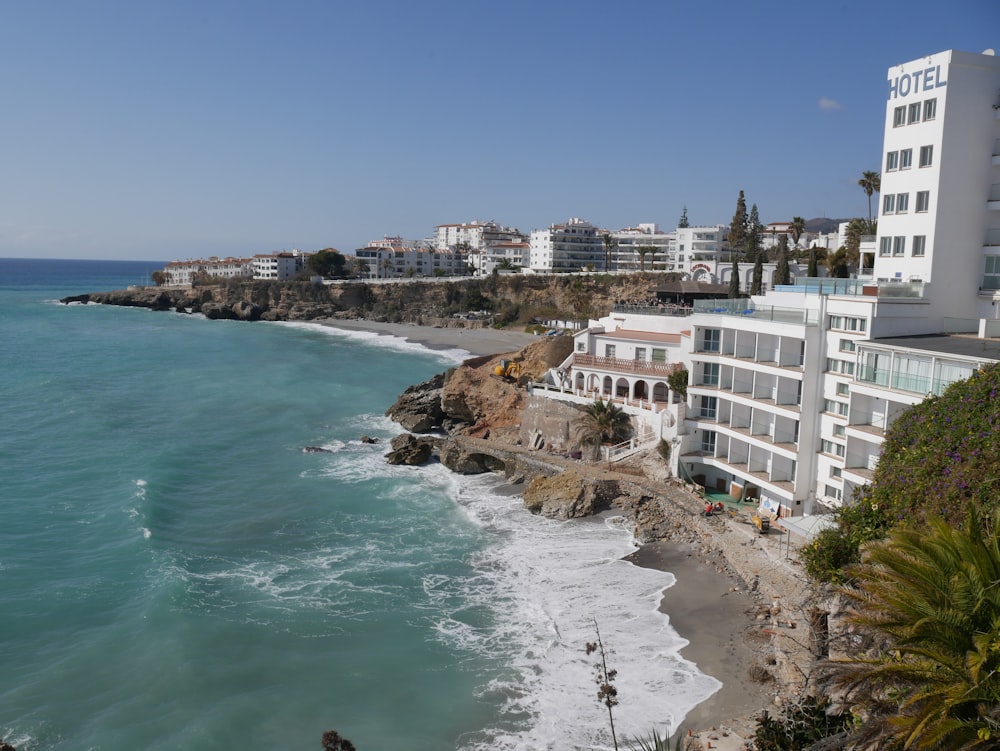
355, 236, 469, 278
162, 256, 254, 286
609, 223, 672, 272
252, 250, 311, 281
528, 218, 605, 273
434, 220, 524, 252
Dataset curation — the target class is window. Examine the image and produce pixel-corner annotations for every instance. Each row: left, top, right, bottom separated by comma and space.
826, 358, 856, 376
825, 484, 844, 502
834, 424, 846, 437
839, 338, 856, 352
823, 399, 848, 416
923, 98, 937, 120
915, 191, 930, 213
883, 194, 896, 215
896, 193, 909, 213
605, 344, 616, 358
879, 236, 892, 256
821, 439, 846, 458
634, 347, 646, 361
919, 145, 933, 167
703, 328, 720, 352
885, 150, 899, 171
900, 148, 912, 169
912, 235, 926, 257
702, 362, 719, 386
829, 315, 867, 333
984, 257, 1000, 290
908, 102, 921, 124
576, 341, 586, 352
836, 382, 850, 396
651, 348, 666, 363
830, 466, 843, 478
701, 430, 717, 454
893, 106, 906, 127
893, 236, 906, 256
699, 395, 717, 419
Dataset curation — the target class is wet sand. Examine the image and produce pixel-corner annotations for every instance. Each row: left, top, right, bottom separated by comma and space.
626, 542, 770, 744
317, 318, 540, 357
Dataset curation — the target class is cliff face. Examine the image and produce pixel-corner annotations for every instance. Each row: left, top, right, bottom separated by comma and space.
62, 273, 677, 324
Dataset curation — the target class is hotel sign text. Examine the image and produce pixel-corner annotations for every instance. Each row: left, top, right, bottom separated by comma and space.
888, 65, 947, 100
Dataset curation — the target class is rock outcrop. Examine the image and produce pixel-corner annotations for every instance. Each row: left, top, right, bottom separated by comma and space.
522, 470, 620, 519
385, 433, 440, 465
385, 373, 448, 433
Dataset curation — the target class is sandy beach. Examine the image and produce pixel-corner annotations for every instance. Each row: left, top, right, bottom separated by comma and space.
318, 317, 541, 357
332, 318, 780, 746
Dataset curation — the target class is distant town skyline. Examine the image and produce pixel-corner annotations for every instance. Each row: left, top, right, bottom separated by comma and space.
1, 0, 997, 261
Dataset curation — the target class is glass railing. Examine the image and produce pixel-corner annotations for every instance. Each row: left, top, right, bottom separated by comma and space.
692, 299, 820, 325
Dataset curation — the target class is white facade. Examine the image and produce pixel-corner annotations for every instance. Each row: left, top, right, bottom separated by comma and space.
875, 48, 1000, 326
672, 225, 728, 280
162, 256, 254, 286
528, 218, 605, 273
252, 250, 310, 281
610, 223, 673, 272
434, 220, 524, 252
355, 241, 469, 278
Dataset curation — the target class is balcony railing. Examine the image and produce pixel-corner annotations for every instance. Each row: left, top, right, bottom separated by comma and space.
572, 353, 678, 377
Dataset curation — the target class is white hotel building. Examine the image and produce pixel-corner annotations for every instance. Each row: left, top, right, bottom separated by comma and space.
531, 48, 1000, 523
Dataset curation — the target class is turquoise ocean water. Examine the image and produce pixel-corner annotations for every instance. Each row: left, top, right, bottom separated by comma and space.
0, 259, 719, 750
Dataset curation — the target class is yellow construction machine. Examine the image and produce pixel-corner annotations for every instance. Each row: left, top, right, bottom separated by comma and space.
492, 359, 521, 382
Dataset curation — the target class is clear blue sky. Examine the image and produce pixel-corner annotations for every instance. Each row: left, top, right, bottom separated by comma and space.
2, 0, 997, 261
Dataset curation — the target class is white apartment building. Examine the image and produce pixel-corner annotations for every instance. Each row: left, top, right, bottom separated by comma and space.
671, 225, 728, 280
355, 236, 469, 278
468, 241, 530, 276
252, 250, 311, 281
162, 251, 314, 285
434, 220, 524, 252
162, 256, 254, 286
610, 223, 673, 272
528, 218, 605, 273
528, 48, 1000, 524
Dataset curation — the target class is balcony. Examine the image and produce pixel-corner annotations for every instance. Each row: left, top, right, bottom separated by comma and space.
572, 353, 678, 378
990, 184, 1000, 211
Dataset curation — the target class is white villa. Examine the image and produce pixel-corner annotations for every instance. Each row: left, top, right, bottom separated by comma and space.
530, 47, 1000, 524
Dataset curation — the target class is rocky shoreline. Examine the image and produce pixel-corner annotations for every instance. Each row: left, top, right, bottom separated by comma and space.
381, 335, 820, 747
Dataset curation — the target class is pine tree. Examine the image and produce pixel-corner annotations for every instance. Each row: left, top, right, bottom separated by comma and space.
728, 258, 740, 298
774, 235, 791, 285
751, 252, 764, 295
746, 203, 763, 262
807, 246, 818, 278
678, 206, 689, 228
727, 191, 748, 256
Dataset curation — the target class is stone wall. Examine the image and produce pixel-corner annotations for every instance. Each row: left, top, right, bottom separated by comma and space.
518, 395, 582, 452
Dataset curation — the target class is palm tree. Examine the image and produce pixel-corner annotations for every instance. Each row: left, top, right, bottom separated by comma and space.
858, 171, 881, 224
790, 216, 806, 249
574, 400, 632, 459
353, 258, 371, 279
602, 233, 619, 273
822, 509, 1000, 751
636, 245, 655, 272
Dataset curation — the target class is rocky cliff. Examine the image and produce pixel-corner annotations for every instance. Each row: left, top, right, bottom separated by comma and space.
61, 272, 678, 325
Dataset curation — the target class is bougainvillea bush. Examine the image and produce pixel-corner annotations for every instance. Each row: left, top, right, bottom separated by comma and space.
802, 362, 1000, 582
